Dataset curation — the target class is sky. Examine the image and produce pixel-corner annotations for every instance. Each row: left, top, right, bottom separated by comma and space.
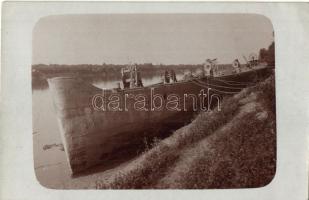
33, 14, 274, 65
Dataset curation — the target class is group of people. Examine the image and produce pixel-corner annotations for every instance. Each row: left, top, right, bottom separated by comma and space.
163, 69, 177, 84
120, 58, 245, 89
121, 64, 143, 89
121, 64, 179, 89
187, 58, 242, 79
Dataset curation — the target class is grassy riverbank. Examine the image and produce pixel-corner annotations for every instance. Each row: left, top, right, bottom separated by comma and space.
94, 73, 276, 189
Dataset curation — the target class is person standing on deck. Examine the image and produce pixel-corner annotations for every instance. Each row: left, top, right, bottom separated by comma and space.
164, 69, 170, 83
170, 69, 177, 83
232, 59, 241, 73
135, 66, 143, 87
121, 67, 130, 89
204, 60, 212, 77
129, 65, 136, 88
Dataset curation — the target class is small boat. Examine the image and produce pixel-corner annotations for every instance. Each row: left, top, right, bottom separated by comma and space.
48, 60, 272, 174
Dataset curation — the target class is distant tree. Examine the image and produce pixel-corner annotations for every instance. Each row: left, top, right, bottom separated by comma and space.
259, 48, 268, 61
258, 41, 275, 66
266, 41, 275, 66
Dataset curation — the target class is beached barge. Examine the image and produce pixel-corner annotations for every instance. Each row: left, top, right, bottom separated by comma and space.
48, 62, 272, 174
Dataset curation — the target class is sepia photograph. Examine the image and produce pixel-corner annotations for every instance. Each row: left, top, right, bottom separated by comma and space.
32, 14, 276, 189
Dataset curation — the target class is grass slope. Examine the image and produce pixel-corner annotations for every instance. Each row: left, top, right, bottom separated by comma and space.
96, 73, 276, 189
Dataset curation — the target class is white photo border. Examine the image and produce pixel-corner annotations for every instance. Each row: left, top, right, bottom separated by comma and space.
1, 2, 309, 200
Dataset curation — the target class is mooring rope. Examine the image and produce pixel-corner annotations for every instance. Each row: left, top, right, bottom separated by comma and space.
191, 80, 241, 95
211, 79, 250, 87
194, 79, 245, 90
214, 78, 254, 86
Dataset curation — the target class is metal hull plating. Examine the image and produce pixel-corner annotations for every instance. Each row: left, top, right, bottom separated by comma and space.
48, 65, 271, 173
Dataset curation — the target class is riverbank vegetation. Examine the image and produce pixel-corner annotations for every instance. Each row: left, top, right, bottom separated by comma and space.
94, 72, 276, 189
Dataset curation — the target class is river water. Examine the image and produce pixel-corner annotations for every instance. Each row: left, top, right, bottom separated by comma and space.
32, 73, 184, 188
